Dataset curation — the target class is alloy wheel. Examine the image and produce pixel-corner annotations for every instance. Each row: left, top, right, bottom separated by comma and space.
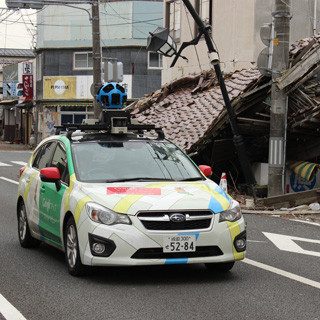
18, 206, 27, 241
66, 224, 78, 269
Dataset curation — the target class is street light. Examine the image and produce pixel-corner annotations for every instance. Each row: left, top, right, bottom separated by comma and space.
147, 27, 177, 57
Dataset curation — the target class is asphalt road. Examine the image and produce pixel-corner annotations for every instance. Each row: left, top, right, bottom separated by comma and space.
0, 150, 319, 320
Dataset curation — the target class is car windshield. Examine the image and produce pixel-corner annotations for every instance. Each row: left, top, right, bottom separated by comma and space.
72, 140, 204, 182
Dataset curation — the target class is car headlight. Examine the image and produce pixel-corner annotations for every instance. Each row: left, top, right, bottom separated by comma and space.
219, 199, 242, 222
85, 202, 131, 225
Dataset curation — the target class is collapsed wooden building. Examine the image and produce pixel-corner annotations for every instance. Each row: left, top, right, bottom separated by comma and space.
127, 35, 320, 191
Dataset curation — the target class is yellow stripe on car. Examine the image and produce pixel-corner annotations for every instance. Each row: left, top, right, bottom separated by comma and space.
22, 172, 39, 202
113, 182, 173, 214
74, 196, 92, 226
226, 221, 244, 260
65, 173, 76, 213
189, 182, 230, 210
17, 154, 34, 198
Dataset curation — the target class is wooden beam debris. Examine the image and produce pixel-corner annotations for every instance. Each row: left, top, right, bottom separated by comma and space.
257, 188, 320, 209
277, 44, 320, 90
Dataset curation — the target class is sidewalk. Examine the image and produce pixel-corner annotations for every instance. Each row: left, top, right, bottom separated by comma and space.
0, 141, 32, 151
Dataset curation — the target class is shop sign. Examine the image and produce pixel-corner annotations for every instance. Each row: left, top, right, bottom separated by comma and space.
23, 75, 34, 100
23, 62, 33, 75
43, 76, 77, 99
3, 82, 18, 99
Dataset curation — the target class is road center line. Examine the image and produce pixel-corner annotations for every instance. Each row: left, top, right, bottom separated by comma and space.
0, 294, 27, 320
242, 258, 320, 290
0, 177, 19, 185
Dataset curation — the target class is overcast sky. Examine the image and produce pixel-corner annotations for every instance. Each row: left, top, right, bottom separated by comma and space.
0, 0, 36, 49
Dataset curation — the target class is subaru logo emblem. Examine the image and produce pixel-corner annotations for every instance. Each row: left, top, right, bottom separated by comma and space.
170, 213, 186, 223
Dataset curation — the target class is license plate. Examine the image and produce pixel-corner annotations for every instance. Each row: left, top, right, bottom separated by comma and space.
163, 235, 196, 253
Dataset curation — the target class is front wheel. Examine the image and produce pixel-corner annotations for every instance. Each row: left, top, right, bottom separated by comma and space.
205, 261, 235, 273
17, 201, 41, 248
64, 217, 89, 276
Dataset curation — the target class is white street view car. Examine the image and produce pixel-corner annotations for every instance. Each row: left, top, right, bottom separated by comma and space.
17, 120, 246, 276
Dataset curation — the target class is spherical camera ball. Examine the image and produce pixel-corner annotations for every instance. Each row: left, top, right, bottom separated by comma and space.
97, 82, 127, 109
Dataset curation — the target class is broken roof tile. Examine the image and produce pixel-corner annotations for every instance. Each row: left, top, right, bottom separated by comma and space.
127, 68, 262, 153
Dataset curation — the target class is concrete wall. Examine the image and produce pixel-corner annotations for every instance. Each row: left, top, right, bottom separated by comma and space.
162, 0, 320, 84
37, 47, 161, 99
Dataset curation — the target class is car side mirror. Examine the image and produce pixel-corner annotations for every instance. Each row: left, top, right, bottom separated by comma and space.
40, 167, 62, 191
199, 165, 212, 177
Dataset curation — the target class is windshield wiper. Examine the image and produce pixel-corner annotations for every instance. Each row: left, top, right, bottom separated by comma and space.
176, 177, 204, 181
106, 177, 175, 183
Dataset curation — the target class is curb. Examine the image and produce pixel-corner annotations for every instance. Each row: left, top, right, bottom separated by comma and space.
0, 143, 32, 151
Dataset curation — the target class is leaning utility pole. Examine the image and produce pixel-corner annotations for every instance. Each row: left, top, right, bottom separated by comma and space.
92, 0, 102, 120
268, 0, 291, 196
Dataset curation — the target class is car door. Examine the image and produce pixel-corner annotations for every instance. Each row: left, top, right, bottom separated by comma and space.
38, 142, 69, 248
25, 141, 56, 237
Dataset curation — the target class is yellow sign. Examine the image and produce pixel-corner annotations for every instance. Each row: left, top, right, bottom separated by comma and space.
43, 76, 77, 99
273, 38, 279, 46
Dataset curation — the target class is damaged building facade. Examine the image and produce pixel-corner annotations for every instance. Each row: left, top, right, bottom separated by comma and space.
128, 35, 320, 195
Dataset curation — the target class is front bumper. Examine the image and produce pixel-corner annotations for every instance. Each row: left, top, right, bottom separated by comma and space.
77, 214, 246, 266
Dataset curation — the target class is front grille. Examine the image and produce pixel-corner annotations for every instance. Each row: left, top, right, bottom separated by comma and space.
131, 246, 223, 259
137, 210, 213, 231
141, 220, 210, 230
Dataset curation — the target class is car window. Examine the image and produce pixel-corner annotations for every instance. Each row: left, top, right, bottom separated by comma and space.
37, 141, 56, 170
51, 143, 69, 185
32, 145, 44, 169
72, 140, 203, 182
51, 143, 69, 184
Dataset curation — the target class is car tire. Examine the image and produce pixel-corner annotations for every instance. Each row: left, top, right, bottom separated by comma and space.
205, 261, 235, 273
17, 201, 41, 248
64, 217, 89, 276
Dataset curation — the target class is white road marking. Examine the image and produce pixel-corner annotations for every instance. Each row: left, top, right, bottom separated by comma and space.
263, 232, 320, 258
247, 240, 268, 243
0, 162, 11, 167
243, 258, 320, 290
289, 218, 320, 227
10, 161, 27, 166
0, 177, 19, 185
0, 293, 27, 320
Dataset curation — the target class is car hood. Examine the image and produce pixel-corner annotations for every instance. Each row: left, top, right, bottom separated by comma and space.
79, 180, 231, 215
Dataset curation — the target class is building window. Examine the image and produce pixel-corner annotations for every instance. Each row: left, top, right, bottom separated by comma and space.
148, 52, 163, 69
73, 52, 93, 70
198, 0, 212, 25
60, 106, 93, 126
195, 0, 212, 36
61, 113, 86, 125
166, 0, 181, 41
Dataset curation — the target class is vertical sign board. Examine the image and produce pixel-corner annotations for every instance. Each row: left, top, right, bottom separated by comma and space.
22, 75, 34, 100
23, 62, 33, 75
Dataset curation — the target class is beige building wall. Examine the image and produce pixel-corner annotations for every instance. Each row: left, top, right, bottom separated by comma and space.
162, 0, 320, 85
162, 0, 255, 84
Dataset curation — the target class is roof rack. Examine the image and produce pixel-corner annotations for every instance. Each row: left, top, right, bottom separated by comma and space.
54, 110, 164, 140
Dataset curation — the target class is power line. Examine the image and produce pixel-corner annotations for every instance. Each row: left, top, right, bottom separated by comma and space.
2, 17, 163, 27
